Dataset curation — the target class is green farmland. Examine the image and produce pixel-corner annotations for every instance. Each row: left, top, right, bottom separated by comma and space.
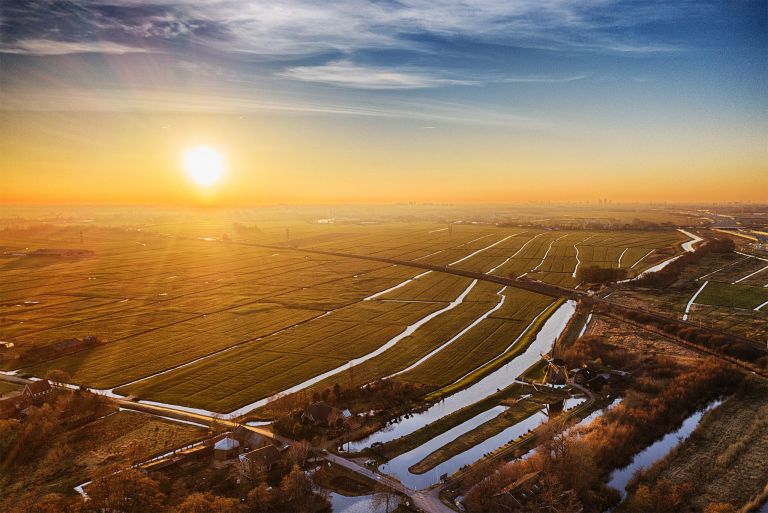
0, 217, 689, 414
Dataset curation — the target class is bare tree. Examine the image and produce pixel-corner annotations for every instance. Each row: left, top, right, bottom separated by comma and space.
371, 487, 398, 513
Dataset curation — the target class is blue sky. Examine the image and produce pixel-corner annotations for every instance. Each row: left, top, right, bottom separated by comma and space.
2, 1, 765, 116
0, 1, 765, 203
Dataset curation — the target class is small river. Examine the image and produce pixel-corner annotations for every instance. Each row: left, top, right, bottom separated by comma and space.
345, 300, 577, 452
608, 399, 722, 499
383, 398, 585, 490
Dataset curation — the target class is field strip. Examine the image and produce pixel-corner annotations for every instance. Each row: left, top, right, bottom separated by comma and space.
697, 256, 750, 281
521, 234, 568, 277
154, 279, 482, 417
457, 233, 494, 247
487, 232, 540, 274
378, 299, 445, 304
428, 228, 448, 234
448, 235, 513, 266
755, 299, 768, 311
571, 235, 596, 278
414, 249, 445, 261
118, 407, 209, 429
384, 286, 508, 379
617, 248, 629, 268
89, 308, 341, 393
683, 281, 709, 320
363, 271, 431, 301
733, 264, 768, 284
447, 301, 557, 387
629, 249, 654, 269
735, 251, 768, 262
366, 235, 514, 300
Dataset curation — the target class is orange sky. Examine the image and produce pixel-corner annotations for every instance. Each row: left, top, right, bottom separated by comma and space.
1, 110, 765, 206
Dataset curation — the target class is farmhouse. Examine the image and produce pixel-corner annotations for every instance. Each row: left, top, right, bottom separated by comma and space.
239, 444, 282, 470
23, 380, 53, 405
301, 402, 350, 429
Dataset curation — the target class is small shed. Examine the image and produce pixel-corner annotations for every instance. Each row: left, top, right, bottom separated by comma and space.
213, 436, 240, 461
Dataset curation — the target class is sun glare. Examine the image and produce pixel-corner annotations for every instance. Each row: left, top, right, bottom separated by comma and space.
182, 146, 225, 187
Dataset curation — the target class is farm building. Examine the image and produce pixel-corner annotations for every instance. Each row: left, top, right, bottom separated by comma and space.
239, 444, 282, 470
213, 436, 240, 461
302, 402, 348, 428
22, 380, 52, 405
232, 425, 269, 451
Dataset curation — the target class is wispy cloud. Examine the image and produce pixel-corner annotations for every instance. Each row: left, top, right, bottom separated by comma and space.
0, 1, 694, 57
500, 74, 589, 83
278, 61, 477, 89
2, 39, 149, 56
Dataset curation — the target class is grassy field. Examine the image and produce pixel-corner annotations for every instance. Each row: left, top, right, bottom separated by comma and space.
0, 218, 690, 415
0, 381, 20, 396
695, 281, 768, 310
623, 379, 768, 511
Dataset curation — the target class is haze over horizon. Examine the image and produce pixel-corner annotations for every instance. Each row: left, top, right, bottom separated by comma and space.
1, 1, 766, 205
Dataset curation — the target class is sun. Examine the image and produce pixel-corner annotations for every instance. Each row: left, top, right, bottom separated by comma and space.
182, 146, 226, 187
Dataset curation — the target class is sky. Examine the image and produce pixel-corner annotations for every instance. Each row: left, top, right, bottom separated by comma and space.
0, 0, 766, 205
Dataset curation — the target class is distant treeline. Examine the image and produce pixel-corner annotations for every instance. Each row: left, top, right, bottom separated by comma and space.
577, 266, 629, 284
232, 222, 263, 235
632, 237, 735, 289
497, 219, 679, 231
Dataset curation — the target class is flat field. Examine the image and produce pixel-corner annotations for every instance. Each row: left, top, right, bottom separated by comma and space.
0, 217, 688, 415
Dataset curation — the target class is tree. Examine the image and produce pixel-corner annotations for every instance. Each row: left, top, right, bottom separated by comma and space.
279, 464, 314, 511
84, 469, 165, 513
45, 369, 71, 387
171, 492, 239, 513
247, 482, 274, 512
285, 440, 311, 469
704, 503, 737, 513
235, 457, 267, 491
371, 488, 398, 513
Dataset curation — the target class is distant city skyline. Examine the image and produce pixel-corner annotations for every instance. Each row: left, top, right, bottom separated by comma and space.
1, 1, 766, 204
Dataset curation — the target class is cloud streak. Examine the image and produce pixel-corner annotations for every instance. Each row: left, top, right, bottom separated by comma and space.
2, 39, 149, 56
0, 1, 694, 57
277, 61, 477, 89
